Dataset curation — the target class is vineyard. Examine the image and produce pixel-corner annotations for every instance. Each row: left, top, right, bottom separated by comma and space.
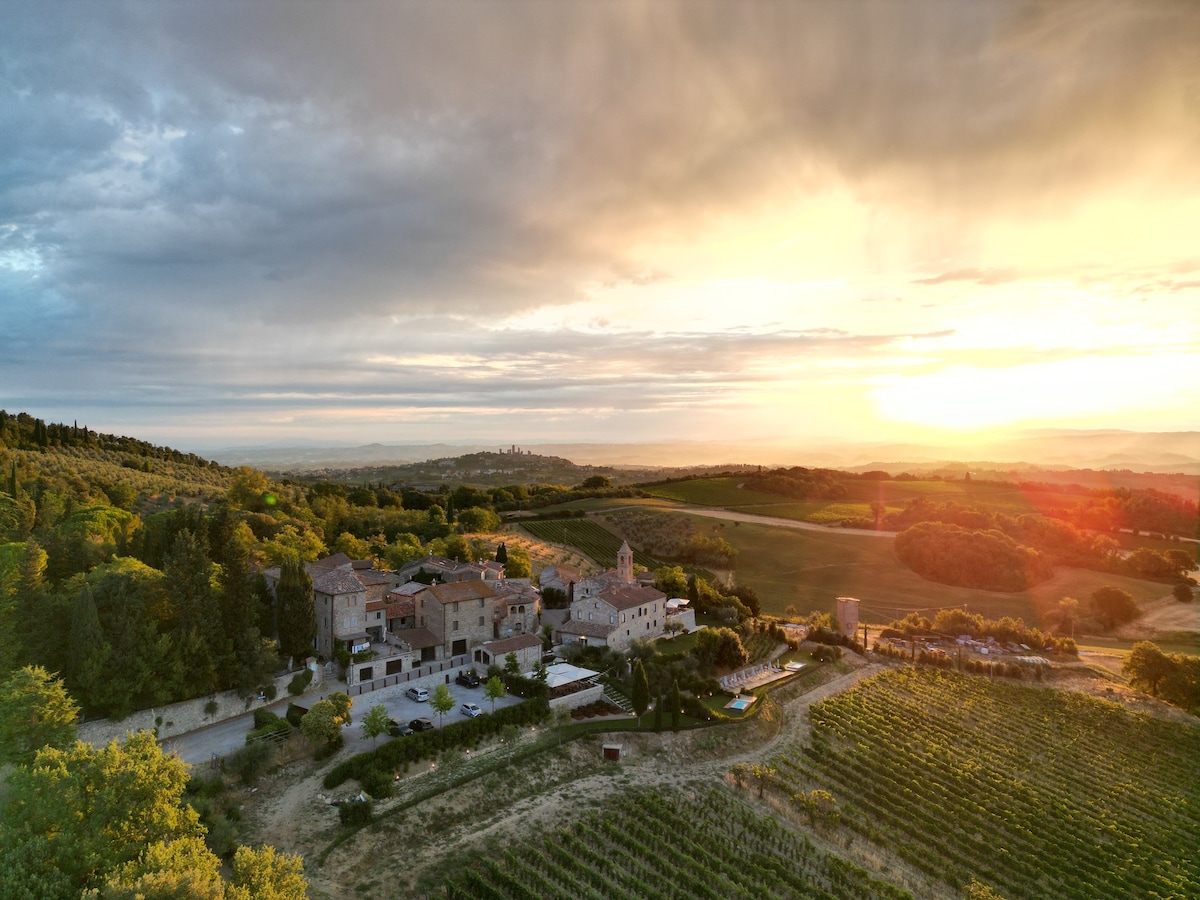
765, 668, 1200, 899
519, 519, 662, 570
442, 786, 912, 899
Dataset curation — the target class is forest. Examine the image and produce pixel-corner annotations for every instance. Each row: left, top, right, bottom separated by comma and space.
0, 413, 538, 719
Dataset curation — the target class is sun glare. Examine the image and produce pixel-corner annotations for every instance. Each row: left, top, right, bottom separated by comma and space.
871, 353, 1199, 432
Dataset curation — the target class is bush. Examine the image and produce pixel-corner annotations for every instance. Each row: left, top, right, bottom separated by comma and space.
322, 696, 551, 789
225, 741, 275, 785
680, 693, 723, 722
811, 644, 843, 662
359, 765, 395, 799
288, 669, 314, 696
338, 797, 374, 826
246, 718, 291, 745
285, 703, 307, 727
253, 708, 281, 729
313, 733, 344, 761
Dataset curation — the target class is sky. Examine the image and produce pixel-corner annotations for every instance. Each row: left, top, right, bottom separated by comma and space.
2, 0, 1199, 456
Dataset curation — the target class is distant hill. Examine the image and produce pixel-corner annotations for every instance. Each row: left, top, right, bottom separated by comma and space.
263, 449, 753, 490
212, 430, 1200, 476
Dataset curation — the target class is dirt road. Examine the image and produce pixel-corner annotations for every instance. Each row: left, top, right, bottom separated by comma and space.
605, 503, 897, 538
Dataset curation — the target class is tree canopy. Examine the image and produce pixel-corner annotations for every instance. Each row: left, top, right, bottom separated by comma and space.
0, 665, 79, 766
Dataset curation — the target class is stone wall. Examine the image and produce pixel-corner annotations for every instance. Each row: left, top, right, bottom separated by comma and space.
77, 664, 320, 748
549, 682, 604, 710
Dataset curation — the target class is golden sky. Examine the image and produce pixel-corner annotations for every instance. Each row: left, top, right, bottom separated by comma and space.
1, 0, 1198, 453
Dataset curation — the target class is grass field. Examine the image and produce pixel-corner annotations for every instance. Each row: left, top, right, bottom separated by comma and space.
772, 668, 1200, 899
644, 475, 1103, 523
702, 517, 1172, 626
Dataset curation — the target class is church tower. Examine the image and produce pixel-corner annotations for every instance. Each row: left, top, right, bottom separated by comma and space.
616, 540, 634, 584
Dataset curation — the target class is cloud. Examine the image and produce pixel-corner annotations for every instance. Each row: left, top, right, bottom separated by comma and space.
2, 1, 1198, 447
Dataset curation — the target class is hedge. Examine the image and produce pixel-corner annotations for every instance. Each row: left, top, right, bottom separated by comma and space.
323, 696, 550, 790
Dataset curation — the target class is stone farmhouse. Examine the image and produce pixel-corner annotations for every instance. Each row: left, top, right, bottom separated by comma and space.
263, 551, 541, 685
395, 552, 504, 587
262, 553, 395, 662
558, 541, 668, 652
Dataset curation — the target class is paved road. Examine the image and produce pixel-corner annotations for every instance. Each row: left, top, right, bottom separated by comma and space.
161, 673, 523, 766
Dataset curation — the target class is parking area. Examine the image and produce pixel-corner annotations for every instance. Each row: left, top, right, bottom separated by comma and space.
340, 676, 525, 746
162, 668, 527, 764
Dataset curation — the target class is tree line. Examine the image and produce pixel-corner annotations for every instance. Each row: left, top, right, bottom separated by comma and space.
889, 500, 1195, 592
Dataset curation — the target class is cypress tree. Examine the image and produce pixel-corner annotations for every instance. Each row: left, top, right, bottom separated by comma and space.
68, 586, 111, 715
631, 659, 650, 725
276, 555, 316, 666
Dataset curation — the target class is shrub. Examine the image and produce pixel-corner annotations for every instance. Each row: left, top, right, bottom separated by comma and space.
288, 669, 313, 696
253, 708, 281, 729
285, 703, 306, 727
246, 718, 291, 745
322, 696, 551, 789
338, 797, 373, 826
225, 741, 275, 785
811, 644, 843, 663
359, 765, 395, 799
313, 733, 344, 761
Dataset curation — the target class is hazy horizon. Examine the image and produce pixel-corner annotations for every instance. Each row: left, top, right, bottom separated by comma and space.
4, 1, 1199, 453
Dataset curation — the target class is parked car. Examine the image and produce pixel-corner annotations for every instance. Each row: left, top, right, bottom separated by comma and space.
409, 717, 435, 732
455, 670, 481, 688
405, 687, 429, 702
460, 702, 482, 718
387, 718, 413, 737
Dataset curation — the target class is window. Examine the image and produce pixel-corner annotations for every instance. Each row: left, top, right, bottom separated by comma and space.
621, 613, 626, 623
610, 615, 615, 624
452, 620, 459, 632
576, 610, 582, 619
454, 601, 460, 613
478, 616, 485, 626
480, 598, 485, 608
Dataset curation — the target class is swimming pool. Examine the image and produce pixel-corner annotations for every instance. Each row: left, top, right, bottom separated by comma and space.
724, 696, 756, 711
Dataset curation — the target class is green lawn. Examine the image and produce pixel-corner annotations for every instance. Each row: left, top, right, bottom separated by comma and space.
699, 516, 1172, 628
643, 476, 787, 507
643, 475, 1098, 522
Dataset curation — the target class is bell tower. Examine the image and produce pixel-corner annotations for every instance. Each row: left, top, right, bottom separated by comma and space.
616, 540, 634, 584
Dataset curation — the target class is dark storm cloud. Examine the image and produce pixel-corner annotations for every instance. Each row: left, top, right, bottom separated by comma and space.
2, 0, 1198, 443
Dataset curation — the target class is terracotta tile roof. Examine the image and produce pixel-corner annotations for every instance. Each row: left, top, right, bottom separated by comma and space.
492, 582, 540, 603
399, 627, 441, 650
365, 599, 387, 612
311, 567, 367, 595
484, 634, 542, 654
389, 582, 427, 598
596, 583, 665, 612
558, 620, 614, 639
354, 570, 393, 587
387, 598, 415, 619
426, 580, 496, 605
